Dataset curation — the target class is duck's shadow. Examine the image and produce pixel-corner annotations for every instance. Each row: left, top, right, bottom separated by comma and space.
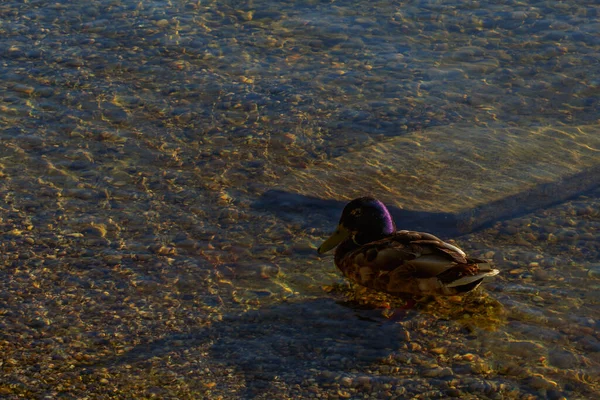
81, 295, 504, 398
79, 299, 411, 397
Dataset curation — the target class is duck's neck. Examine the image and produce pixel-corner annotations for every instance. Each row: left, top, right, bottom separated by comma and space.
334, 223, 395, 264
335, 239, 360, 265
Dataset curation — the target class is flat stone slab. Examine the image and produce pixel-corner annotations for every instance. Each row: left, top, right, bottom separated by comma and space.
258, 124, 600, 236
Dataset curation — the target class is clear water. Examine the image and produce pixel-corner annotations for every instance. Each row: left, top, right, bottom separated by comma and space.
1, 0, 598, 398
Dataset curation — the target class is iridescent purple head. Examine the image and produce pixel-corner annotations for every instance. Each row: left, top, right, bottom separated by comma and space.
339, 197, 396, 242
318, 197, 396, 254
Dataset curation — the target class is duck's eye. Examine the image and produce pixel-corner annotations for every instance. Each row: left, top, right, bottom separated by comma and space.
350, 208, 362, 217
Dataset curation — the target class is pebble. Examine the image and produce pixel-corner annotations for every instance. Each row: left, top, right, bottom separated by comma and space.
98, 131, 126, 142
528, 374, 557, 390
28, 317, 48, 329
505, 341, 546, 358
340, 377, 352, 387
426, 68, 466, 80
511, 11, 528, 20
354, 376, 371, 387
101, 105, 129, 125
548, 349, 579, 369
81, 225, 106, 238
174, 239, 198, 250
533, 269, 550, 281
430, 347, 447, 354
155, 19, 169, 28
132, 278, 160, 291
238, 11, 253, 21
62, 189, 96, 200
103, 255, 122, 265
587, 265, 600, 278
423, 367, 453, 378
12, 83, 35, 94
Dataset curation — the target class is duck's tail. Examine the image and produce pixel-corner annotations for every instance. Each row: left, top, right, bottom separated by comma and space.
445, 259, 500, 290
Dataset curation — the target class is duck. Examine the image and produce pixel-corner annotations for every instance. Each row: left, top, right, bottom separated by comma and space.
318, 197, 499, 296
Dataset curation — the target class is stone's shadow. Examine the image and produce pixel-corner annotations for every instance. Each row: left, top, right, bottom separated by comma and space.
254, 189, 462, 237
255, 174, 600, 238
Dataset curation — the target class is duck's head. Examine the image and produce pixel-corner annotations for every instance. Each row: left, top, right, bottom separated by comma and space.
317, 196, 396, 254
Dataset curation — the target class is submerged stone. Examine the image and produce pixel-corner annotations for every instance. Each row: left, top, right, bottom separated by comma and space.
259, 124, 600, 236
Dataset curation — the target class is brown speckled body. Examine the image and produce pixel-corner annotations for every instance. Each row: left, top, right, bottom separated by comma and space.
334, 230, 497, 296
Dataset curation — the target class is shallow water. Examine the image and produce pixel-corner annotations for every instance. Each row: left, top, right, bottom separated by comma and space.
1, 0, 599, 398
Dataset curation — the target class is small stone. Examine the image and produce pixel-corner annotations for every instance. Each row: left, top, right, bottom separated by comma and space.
424, 367, 454, 377
82, 224, 107, 238
319, 371, 335, 379
28, 317, 47, 329
104, 255, 122, 265
63, 189, 95, 200
533, 270, 550, 281
528, 374, 557, 390
133, 278, 160, 291
470, 361, 492, 374
12, 83, 35, 94
430, 347, 447, 354
587, 265, 600, 278
239, 11, 253, 21
355, 376, 371, 387
174, 239, 198, 250
549, 349, 579, 369
98, 131, 126, 142
156, 19, 169, 28
135, 254, 152, 261
506, 341, 545, 358
511, 11, 528, 20
282, 133, 296, 144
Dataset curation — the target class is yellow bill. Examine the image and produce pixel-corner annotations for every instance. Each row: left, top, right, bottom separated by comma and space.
318, 224, 350, 254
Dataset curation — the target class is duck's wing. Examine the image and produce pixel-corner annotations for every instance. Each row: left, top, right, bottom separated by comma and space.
395, 230, 468, 260
338, 231, 461, 282
338, 230, 496, 295
393, 230, 499, 291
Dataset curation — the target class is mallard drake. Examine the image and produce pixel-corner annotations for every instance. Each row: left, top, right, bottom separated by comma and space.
318, 197, 499, 296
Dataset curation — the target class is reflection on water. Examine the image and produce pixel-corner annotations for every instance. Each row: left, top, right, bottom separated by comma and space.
1, 0, 599, 398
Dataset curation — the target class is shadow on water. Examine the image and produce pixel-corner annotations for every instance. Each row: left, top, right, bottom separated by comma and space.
256, 171, 600, 238
82, 298, 419, 398
254, 189, 463, 237
80, 294, 506, 398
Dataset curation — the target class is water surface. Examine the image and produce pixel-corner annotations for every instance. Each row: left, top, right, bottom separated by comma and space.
1, 0, 599, 398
